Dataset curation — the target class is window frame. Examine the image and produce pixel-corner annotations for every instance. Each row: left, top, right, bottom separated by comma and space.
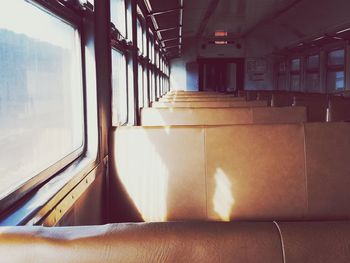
305, 54, 321, 93
111, 47, 129, 126
277, 60, 287, 91
0, 0, 88, 215
326, 48, 346, 93
290, 58, 301, 91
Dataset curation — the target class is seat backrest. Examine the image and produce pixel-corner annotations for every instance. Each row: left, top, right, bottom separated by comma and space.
330, 96, 350, 121
141, 106, 307, 126
294, 94, 328, 122
152, 100, 268, 108
2, 221, 349, 263
159, 97, 245, 102
111, 122, 350, 222
163, 94, 240, 99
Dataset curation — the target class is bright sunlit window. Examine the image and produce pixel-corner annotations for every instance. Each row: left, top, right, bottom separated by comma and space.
137, 18, 143, 54
0, 0, 84, 198
110, 0, 126, 37
138, 63, 144, 108
112, 49, 128, 125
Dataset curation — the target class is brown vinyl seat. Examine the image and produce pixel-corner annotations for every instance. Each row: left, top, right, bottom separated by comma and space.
141, 106, 307, 126
111, 122, 350, 222
158, 97, 245, 102
330, 96, 350, 121
162, 94, 241, 99
152, 100, 268, 108
2, 221, 350, 263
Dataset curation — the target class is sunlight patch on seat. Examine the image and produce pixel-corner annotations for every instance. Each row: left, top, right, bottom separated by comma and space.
116, 130, 168, 222
213, 168, 235, 221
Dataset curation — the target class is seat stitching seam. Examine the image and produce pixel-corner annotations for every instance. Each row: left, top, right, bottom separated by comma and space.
273, 221, 286, 263
204, 127, 208, 219
303, 123, 309, 218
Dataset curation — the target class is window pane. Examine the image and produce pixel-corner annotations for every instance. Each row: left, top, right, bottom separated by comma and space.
291, 59, 300, 71
278, 62, 286, 73
151, 71, 156, 101
137, 19, 142, 53
278, 75, 287, 90
0, 1, 84, 196
151, 41, 155, 64
110, 0, 126, 37
138, 63, 143, 108
307, 55, 319, 69
112, 49, 128, 125
143, 28, 147, 55
156, 50, 159, 68
148, 36, 152, 60
143, 67, 148, 107
127, 57, 135, 124
126, 2, 132, 41
306, 73, 320, 92
328, 49, 345, 66
327, 71, 345, 92
291, 75, 301, 91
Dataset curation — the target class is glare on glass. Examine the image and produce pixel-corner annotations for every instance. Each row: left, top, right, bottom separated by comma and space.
112, 49, 128, 126
110, 0, 126, 37
0, 0, 84, 197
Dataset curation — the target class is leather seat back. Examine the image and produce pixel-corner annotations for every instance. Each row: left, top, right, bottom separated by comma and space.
141, 106, 307, 126
159, 97, 245, 102
2, 221, 350, 263
111, 122, 350, 222
330, 96, 350, 121
0, 222, 283, 263
152, 100, 268, 108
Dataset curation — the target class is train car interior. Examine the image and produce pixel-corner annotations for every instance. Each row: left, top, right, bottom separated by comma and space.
1, 0, 350, 262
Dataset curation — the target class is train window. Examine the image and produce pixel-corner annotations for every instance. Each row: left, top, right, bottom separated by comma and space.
148, 33, 152, 61
111, 49, 128, 126
143, 25, 147, 56
277, 61, 287, 90
155, 49, 160, 68
127, 57, 135, 125
290, 58, 301, 91
138, 63, 144, 108
327, 49, 345, 92
328, 49, 345, 66
306, 55, 320, 92
137, 18, 143, 54
151, 39, 155, 64
143, 66, 149, 107
151, 70, 156, 101
110, 0, 126, 37
0, 1, 84, 197
126, 1, 133, 41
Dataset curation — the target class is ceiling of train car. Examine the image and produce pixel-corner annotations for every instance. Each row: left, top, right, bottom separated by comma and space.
146, 0, 350, 58
249, 0, 350, 51
146, 0, 300, 57
147, 0, 183, 57
183, 0, 300, 39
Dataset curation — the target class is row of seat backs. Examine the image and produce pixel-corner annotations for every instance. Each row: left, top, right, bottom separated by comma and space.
1, 221, 350, 263
141, 106, 307, 126
163, 93, 238, 99
241, 90, 350, 122
152, 100, 268, 108
111, 122, 350, 222
158, 96, 245, 102
168, 90, 226, 95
